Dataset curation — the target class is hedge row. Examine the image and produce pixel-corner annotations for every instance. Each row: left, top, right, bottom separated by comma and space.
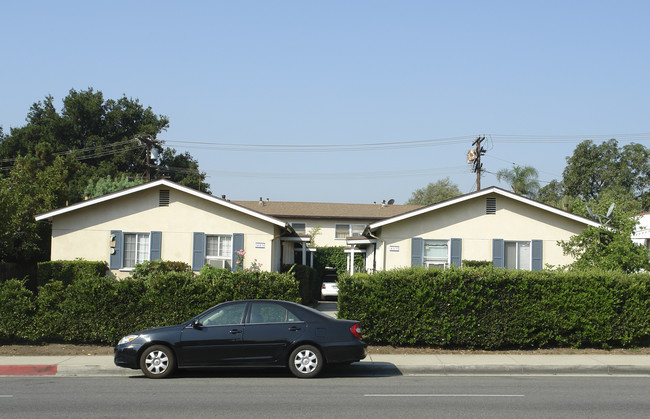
0, 265, 300, 345
37, 260, 108, 288
338, 267, 650, 349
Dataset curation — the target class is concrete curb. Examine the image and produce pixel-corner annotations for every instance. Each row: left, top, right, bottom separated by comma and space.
2, 355, 650, 377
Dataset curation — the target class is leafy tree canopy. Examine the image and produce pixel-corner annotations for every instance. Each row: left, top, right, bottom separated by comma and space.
406, 177, 462, 205
496, 165, 539, 198
0, 88, 210, 202
84, 175, 144, 199
562, 139, 650, 204
558, 188, 650, 273
0, 155, 80, 262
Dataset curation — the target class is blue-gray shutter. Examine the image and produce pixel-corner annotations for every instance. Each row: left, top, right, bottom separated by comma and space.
109, 230, 122, 269
450, 238, 462, 267
150, 231, 162, 261
232, 233, 244, 271
531, 240, 543, 271
411, 238, 423, 267
192, 232, 205, 271
492, 239, 504, 268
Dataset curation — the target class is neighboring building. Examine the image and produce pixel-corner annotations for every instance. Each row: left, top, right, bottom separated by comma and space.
233, 199, 421, 268
632, 213, 650, 249
35, 181, 600, 277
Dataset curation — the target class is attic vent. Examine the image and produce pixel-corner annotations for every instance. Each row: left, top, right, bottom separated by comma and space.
486, 197, 496, 214
159, 190, 170, 207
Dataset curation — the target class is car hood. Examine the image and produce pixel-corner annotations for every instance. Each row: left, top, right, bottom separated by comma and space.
136, 324, 184, 337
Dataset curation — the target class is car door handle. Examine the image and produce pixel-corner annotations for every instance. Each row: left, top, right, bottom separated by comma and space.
288, 326, 301, 332
229, 329, 243, 334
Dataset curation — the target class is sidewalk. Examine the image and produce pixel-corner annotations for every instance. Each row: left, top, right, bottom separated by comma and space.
1, 353, 649, 377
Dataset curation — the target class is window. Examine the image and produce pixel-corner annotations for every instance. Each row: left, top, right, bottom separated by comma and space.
504, 241, 531, 270
123, 233, 150, 268
335, 224, 366, 239
199, 302, 246, 326
424, 240, 448, 268
205, 235, 232, 269
249, 302, 302, 323
291, 223, 306, 235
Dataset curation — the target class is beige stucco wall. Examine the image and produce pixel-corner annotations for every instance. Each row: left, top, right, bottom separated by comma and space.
49, 186, 281, 277
374, 193, 588, 270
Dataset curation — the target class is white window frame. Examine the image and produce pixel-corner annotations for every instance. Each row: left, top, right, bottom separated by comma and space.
335, 223, 366, 240
205, 235, 232, 268
504, 241, 532, 270
423, 239, 450, 269
123, 232, 150, 269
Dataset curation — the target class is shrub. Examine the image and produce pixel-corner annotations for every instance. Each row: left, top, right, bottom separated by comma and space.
131, 260, 192, 280
338, 267, 650, 349
37, 260, 107, 288
0, 279, 36, 342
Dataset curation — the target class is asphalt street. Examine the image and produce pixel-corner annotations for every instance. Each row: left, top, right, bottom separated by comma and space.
1, 375, 648, 418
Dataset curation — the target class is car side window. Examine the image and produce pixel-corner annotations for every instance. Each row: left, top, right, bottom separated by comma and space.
249, 302, 302, 323
200, 303, 246, 326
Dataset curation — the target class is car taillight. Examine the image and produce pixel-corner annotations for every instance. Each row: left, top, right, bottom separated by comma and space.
350, 323, 363, 339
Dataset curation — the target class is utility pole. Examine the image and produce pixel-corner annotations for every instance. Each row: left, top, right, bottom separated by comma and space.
137, 135, 159, 182
467, 136, 486, 191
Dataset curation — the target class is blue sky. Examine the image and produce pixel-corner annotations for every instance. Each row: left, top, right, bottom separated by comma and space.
1, 1, 649, 203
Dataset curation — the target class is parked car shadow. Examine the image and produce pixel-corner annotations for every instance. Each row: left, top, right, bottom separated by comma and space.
127, 362, 402, 379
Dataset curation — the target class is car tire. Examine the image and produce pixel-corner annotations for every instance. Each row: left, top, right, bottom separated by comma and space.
140, 345, 176, 379
288, 345, 323, 378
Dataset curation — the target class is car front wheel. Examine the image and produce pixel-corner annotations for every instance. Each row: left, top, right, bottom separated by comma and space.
288, 345, 323, 378
140, 345, 176, 379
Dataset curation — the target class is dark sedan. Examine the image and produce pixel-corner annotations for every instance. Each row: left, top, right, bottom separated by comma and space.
114, 299, 367, 378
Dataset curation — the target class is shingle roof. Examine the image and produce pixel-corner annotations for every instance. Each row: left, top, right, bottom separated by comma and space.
232, 200, 423, 221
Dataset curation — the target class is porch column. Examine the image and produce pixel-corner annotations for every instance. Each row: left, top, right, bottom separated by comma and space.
349, 245, 355, 275
302, 242, 307, 265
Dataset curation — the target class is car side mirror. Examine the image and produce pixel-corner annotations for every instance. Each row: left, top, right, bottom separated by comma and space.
192, 319, 202, 329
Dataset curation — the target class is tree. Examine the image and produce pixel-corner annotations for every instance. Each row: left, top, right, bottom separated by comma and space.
84, 175, 144, 199
406, 177, 462, 205
496, 165, 540, 198
562, 139, 650, 204
537, 179, 566, 208
0, 155, 79, 263
0, 88, 210, 202
0, 88, 210, 266
157, 148, 209, 193
558, 188, 650, 273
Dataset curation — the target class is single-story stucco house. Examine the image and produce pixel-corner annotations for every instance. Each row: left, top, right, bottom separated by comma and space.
35, 180, 600, 276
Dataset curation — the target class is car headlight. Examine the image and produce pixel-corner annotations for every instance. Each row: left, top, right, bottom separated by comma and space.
118, 334, 140, 345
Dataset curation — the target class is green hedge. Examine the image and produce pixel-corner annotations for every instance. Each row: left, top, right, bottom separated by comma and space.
37, 260, 108, 287
281, 264, 319, 304
0, 267, 300, 345
338, 267, 650, 349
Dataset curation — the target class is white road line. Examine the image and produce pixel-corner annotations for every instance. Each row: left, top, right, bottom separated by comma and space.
0, 395, 14, 398
364, 394, 525, 398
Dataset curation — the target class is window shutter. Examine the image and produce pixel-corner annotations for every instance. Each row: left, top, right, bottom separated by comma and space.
232, 233, 244, 272
110, 230, 123, 269
492, 239, 504, 268
531, 240, 543, 271
450, 238, 462, 267
192, 232, 205, 271
411, 238, 423, 267
150, 231, 162, 261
